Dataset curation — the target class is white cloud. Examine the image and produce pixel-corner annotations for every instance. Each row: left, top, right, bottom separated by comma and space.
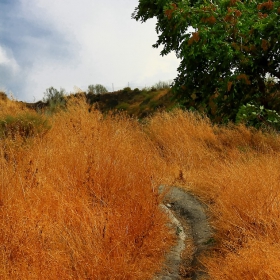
0, 45, 21, 95
0, 45, 20, 74
11, 0, 180, 100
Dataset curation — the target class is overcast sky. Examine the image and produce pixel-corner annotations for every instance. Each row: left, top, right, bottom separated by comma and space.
0, 0, 179, 101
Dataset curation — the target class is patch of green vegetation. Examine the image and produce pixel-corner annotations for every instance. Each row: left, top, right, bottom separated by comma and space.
140, 91, 159, 106
116, 102, 130, 111
43, 87, 67, 114
236, 103, 280, 131
22, 81, 177, 120
130, 94, 145, 103
122, 87, 132, 94
149, 100, 161, 110
153, 81, 171, 90
88, 84, 108, 95
0, 113, 51, 139
140, 95, 153, 106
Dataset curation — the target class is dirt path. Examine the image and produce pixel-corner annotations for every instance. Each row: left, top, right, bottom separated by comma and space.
155, 186, 214, 280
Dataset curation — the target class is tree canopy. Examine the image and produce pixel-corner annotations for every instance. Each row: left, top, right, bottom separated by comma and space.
88, 84, 108, 95
132, 0, 280, 121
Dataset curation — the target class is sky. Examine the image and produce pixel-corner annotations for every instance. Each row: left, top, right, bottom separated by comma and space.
0, 0, 180, 102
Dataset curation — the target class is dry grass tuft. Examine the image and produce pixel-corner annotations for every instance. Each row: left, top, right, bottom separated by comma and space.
205, 238, 280, 280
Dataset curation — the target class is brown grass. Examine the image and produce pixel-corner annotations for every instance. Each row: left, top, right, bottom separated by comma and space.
0, 98, 174, 279
2, 97, 280, 279
147, 109, 280, 279
0, 94, 27, 117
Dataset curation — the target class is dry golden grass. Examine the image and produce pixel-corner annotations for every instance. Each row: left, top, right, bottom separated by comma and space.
2, 98, 280, 279
0, 91, 33, 118
0, 98, 174, 279
148, 109, 280, 279
204, 237, 280, 279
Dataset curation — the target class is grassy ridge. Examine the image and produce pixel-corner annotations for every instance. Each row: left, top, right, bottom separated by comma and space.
85, 87, 176, 118
1, 93, 280, 279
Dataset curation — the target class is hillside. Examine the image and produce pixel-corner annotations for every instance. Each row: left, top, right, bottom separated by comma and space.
86, 87, 177, 118
1, 93, 280, 279
20, 86, 177, 118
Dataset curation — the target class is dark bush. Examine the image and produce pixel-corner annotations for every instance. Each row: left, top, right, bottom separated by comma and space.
0, 91, 8, 101
122, 87, 132, 94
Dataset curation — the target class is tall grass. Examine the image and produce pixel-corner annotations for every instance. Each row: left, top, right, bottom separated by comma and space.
0, 98, 173, 279
2, 97, 280, 279
0, 93, 26, 117
200, 155, 280, 279
147, 109, 280, 279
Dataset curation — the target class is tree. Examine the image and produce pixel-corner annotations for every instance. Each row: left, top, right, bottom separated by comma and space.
43, 87, 66, 113
88, 84, 108, 95
132, 0, 280, 121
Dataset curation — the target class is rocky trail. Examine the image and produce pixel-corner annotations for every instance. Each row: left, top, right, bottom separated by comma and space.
155, 186, 214, 280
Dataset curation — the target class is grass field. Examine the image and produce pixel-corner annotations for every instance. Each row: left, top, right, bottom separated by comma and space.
1, 94, 280, 279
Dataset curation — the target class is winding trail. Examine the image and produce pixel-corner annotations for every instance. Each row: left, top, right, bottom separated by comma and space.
155, 186, 214, 280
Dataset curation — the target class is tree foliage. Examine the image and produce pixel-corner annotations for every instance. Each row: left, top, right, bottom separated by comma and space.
236, 102, 280, 130
132, 0, 280, 121
88, 84, 108, 95
43, 87, 67, 113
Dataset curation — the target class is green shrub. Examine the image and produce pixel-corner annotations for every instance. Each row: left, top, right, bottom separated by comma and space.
116, 102, 130, 111
149, 100, 160, 110
141, 95, 153, 106
0, 113, 51, 139
43, 87, 67, 113
236, 103, 280, 131
122, 87, 132, 94
153, 81, 171, 90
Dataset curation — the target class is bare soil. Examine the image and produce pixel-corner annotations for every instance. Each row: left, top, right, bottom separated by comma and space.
155, 186, 214, 280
